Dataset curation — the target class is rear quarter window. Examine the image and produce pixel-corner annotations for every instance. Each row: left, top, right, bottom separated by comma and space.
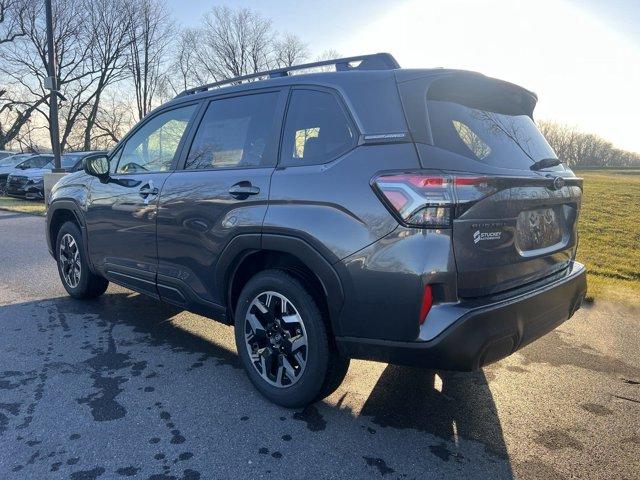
280, 89, 356, 167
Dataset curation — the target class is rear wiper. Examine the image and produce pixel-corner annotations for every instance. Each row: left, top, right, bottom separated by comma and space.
530, 158, 562, 171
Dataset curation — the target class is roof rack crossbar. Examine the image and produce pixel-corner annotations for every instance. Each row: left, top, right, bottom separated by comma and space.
175, 52, 399, 98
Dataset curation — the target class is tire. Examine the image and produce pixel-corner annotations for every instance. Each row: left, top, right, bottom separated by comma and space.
234, 269, 349, 408
55, 221, 109, 299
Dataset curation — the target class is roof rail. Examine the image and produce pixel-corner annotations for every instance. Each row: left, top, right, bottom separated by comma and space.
175, 52, 400, 98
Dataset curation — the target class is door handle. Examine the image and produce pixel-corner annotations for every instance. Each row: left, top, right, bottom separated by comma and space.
228, 182, 260, 198
139, 180, 159, 199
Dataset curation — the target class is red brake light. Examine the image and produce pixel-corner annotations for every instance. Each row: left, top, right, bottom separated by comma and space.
372, 171, 496, 228
419, 285, 433, 325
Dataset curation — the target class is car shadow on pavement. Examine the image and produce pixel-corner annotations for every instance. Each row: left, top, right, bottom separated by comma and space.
360, 365, 512, 463
1, 291, 514, 479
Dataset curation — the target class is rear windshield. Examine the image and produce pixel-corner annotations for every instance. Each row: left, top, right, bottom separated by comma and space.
428, 99, 563, 171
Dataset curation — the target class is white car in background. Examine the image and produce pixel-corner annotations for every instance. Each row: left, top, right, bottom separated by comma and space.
1, 154, 53, 197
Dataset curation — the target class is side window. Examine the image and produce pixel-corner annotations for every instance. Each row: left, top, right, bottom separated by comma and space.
19, 157, 36, 168
22, 156, 48, 169
280, 89, 355, 167
116, 104, 197, 174
184, 92, 279, 170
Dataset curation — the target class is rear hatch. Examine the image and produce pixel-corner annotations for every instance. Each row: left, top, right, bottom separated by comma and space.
397, 72, 582, 297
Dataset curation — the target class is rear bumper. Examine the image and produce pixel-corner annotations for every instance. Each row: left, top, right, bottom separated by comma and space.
336, 261, 587, 370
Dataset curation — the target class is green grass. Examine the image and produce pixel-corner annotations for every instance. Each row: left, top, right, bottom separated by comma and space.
0, 196, 46, 216
574, 169, 640, 305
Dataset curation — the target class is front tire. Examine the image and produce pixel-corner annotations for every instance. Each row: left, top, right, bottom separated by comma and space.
234, 270, 349, 408
56, 221, 108, 299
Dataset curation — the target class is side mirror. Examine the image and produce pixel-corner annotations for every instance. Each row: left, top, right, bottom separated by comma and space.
84, 154, 110, 183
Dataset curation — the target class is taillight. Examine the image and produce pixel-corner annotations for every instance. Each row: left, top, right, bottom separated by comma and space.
372, 171, 496, 228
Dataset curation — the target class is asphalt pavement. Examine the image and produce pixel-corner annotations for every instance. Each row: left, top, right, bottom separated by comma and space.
0, 209, 638, 479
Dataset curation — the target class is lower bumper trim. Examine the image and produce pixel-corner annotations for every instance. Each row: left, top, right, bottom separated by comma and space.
336, 261, 587, 370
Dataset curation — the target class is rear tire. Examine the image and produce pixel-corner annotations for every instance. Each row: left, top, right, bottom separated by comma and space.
56, 221, 108, 299
234, 269, 349, 408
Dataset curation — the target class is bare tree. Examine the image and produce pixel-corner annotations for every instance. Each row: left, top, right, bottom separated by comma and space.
0, 0, 36, 149
10, 114, 47, 151
166, 27, 199, 95
312, 49, 342, 72
0, 0, 27, 45
0, 0, 103, 151
80, 0, 133, 150
273, 33, 308, 68
127, 0, 173, 121
180, 6, 312, 89
539, 120, 640, 167
90, 91, 133, 148
194, 6, 274, 82
0, 82, 48, 149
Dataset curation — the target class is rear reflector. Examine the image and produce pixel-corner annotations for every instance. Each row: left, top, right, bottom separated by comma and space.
419, 285, 433, 325
372, 171, 496, 228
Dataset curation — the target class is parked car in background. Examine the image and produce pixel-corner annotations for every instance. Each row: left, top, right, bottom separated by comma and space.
0, 150, 17, 160
46, 53, 586, 407
0, 153, 45, 196
5, 151, 104, 200
58, 151, 107, 173
4, 154, 54, 198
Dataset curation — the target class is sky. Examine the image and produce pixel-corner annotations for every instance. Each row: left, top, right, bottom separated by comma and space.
167, 0, 640, 153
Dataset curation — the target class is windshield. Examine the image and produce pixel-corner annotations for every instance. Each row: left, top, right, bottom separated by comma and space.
428, 100, 563, 171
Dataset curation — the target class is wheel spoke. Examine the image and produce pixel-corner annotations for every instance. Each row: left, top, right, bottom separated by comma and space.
264, 293, 273, 308
281, 313, 302, 324
254, 299, 268, 314
294, 351, 305, 367
246, 313, 265, 335
259, 353, 268, 374
289, 334, 307, 352
281, 355, 296, 380
275, 364, 284, 384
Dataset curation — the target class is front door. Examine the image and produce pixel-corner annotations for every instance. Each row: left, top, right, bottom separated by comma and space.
85, 103, 199, 297
157, 89, 286, 308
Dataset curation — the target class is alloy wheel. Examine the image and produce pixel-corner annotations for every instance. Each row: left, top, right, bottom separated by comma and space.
244, 291, 308, 388
59, 233, 81, 288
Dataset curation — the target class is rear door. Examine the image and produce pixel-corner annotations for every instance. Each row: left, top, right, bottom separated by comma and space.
401, 74, 582, 296
156, 88, 287, 307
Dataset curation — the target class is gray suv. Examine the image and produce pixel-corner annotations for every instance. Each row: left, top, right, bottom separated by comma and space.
46, 53, 587, 407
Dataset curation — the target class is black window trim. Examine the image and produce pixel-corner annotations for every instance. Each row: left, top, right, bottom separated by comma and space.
109, 100, 203, 177
175, 87, 289, 173
276, 85, 360, 169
